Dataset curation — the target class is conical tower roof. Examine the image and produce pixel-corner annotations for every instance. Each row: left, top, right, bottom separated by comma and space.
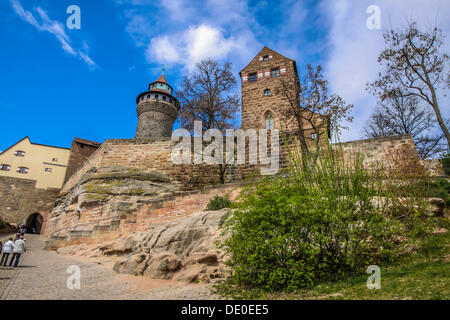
147, 73, 173, 94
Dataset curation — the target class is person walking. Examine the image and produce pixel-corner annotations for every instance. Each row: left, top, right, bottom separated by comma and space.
1, 238, 14, 266
10, 236, 26, 267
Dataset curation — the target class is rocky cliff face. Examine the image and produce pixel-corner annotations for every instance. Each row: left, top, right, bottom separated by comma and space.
45, 167, 177, 245
45, 165, 239, 248
57, 209, 231, 283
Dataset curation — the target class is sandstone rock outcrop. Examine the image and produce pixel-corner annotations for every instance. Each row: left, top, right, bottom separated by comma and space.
57, 209, 231, 283
45, 166, 177, 245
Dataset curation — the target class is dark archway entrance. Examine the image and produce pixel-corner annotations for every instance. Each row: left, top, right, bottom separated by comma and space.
25, 213, 43, 234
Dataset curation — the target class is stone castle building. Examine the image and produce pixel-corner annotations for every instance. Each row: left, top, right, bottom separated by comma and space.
135, 74, 179, 139
0, 46, 443, 241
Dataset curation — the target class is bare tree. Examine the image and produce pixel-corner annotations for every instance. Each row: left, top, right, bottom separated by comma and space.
367, 21, 450, 149
176, 58, 240, 132
176, 58, 240, 183
279, 64, 354, 160
362, 95, 446, 159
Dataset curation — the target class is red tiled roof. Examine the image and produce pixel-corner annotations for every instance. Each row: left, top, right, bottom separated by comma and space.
155, 73, 168, 84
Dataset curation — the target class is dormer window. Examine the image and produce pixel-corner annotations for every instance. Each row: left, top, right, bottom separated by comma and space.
248, 73, 257, 82
264, 89, 271, 96
271, 68, 280, 77
52, 158, 58, 162
14, 150, 25, 157
265, 112, 274, 130
1, 164, 11, 171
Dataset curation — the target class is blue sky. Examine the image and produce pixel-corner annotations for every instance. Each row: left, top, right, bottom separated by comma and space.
1, 0, 449, 151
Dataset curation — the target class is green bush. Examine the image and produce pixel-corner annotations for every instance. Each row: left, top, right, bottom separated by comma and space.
221, 144, 430, 292
421, 178, 450, 206
206, 195, 232, 211
441, 153, 450, 176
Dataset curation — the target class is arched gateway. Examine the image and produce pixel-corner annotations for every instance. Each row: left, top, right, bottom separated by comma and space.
25, 213, 43, 234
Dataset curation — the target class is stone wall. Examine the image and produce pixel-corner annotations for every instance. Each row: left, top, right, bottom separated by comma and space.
0, 176, 59, 229
333, 134, 422, 175
62, 138, 232, 194
64, 138, 101, 184
420, 159, 445, 177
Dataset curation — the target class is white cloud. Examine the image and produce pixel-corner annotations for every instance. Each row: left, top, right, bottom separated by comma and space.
147, 24, 250, 71
322, 0, 450, 141
10, 0, 98, 69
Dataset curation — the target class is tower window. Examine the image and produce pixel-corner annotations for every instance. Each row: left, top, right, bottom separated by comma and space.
271, 68, 280, 77
17, 167, 29, 174
14, 150, 25, 157
0, 164, 11, 171
265, 112, 274, 130
248, 73, 257, 82
155, 94, 159, 99
162, 96, 166, 101
147, 95, 150, 99
264, 89, 271, 96
263, 55, 269, 61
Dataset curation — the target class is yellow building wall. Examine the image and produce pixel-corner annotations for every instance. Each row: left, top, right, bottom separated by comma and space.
0, 137, 70, 189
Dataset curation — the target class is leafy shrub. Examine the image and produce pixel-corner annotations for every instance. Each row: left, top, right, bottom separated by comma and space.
221, 143, 429, 292
206, 195, 232, 211
441, 153, 450, 176
421, 178, 450, 206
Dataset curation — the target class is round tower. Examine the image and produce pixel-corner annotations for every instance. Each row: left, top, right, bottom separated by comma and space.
135, 74, 179, 139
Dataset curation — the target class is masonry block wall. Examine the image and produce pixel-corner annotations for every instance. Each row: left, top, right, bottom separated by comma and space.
333, 134, 422, 174
64, 138, 101, 184
0, 176, 59, 228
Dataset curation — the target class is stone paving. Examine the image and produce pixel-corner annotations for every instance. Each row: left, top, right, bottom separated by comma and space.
0, 235, 218, 300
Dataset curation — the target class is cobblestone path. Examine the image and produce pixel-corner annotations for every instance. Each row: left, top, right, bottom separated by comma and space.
0, 235, 218, 300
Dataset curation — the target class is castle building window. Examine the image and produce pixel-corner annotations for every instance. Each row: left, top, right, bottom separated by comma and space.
264, 89, 271, 96
265, 112, 274, 130
271, 68, 280, 77
45, 167, 53, 172
14, 150, 25, 157
248, 73, 257, 82
311, 133, 318, 140
1, 164, 11, 171
263, 55, 269, 61
17, 167, 29, 174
